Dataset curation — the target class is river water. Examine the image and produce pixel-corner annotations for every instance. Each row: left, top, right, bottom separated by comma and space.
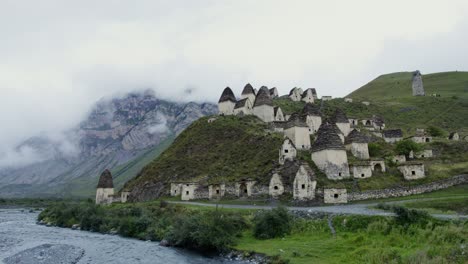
0, 209, 246, 264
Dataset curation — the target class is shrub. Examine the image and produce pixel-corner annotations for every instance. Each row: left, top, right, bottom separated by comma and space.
253, 207, 292, 239
166, 210, 246, 252
392, 206, 430, 227
368, 143, 383, 157
427, 126, 445, 137
395, 140, 422, 156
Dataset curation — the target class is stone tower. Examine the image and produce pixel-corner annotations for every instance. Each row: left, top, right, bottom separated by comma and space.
412, 70, 425, 96
96, 169, 114, 205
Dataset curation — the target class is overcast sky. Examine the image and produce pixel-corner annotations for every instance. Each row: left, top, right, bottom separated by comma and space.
1, 0, 468, 167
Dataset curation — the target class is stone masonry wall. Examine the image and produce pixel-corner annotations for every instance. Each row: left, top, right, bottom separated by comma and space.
348, 174, 467, 201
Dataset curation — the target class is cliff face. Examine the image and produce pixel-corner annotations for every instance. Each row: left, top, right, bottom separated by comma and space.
0, 91, 216, 198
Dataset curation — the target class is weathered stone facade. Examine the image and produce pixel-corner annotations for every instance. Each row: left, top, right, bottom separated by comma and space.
269, 173, 285, 198
241, 83, 256, 104
449, 132, 459, 141
279, 138, 297, 165
121, 191, 130, 203
392, 155, 406, 164
218, 87, 237, 115
289, 88, 302, 101
301, 88, 315, 103
398, 163, 425, 180
293, 164, 317, 200
415, 149, 433, 158
383, 129, 403, 143
208, 184, 226, 199
324, 189, 347, 204
284, 113, 310, 150
96, 170, 114, 205
312, 149, 350, 179
235, 180, 256, 197
369, 160, 386, 173
170, 183, 182, 196
352, 164, 372, 178
344, 98, 353, 102
273, 107, 285, 121
233, 98, 253, 115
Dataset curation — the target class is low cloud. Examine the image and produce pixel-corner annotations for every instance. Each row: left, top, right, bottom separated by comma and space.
147, 113, 168, 134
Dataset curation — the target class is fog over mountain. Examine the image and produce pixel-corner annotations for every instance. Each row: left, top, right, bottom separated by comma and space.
1, 0, 468, 169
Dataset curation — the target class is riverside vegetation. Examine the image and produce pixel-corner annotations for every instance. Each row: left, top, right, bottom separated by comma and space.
39, 201, 467, 264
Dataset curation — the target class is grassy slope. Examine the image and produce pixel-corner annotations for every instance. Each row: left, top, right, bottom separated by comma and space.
125, 115, 284, 191
344, 71, 468, 134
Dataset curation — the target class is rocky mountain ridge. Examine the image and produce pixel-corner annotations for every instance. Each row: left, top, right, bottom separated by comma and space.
0, 90, 216, 197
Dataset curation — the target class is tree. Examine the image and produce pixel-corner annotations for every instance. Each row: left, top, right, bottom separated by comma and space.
395, 140, 422, 156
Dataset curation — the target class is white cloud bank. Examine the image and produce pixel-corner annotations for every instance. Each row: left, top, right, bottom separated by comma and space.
0, 0, 468, 167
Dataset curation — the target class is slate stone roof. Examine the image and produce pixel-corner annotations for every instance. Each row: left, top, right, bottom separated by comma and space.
372, 115, 385, 126
301, 103, 321, 116
241, 83, 256, 95
331, 108, 349, 123
259, 86, 270, 97
283, 137, 296, 149
253, 88, 274, 107
300, 162, 316, 181
284, 112, 308, 129
311, 88, 317, 96
272, 121, 288, 129
345, 129, 369, 144
218, 87, 236, 103
383, 129, 403, 138
269, 87, 278, 96
398, 161, 424, 166
234, 98, 249, 109
413, 70, 421, 77
289, 87, 299, 96
97, 169, 114, 188
311, 122, 345, 152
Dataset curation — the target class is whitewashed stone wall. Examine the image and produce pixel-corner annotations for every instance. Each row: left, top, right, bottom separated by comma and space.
415, 149, 433, 158
398, 164, 425, 180
336, 122, 351, 137
235, 181, 256, 197
218, 101, 235, 115
370, 160, 386, 173
392, 155, 406, 163
96, 188, 114, 205
274, 108, 285, 121
284, 126, 311, 150
269, 173, 285, 198
253, 104, 275, 122
352, 165, 372, 178
311, 149, 350, 180
347, 142, 369, 160
384, 136, 402, 143
181, 183, 198, 200
305, 115, 322, 134
208, 184, 226, 199
324, 189, 347, 203
121, 191, 130, 203
241, 93, 256, 106
279, 139, 297, 165
170, 183, 182, 196
293, 166, 316, 200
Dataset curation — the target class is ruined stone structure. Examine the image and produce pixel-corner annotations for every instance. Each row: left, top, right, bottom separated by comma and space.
351, 163, 373, 178
415, 149, 433, 158
398, 162, 425, 180
253, 88, 275, 122
301, 88, 315, 103
208, 184, 225, 199
383, 129, 403, 143
348, 118, 359, 127
412, 70, 425, 96
332, 109, 351, 136
289, 87, 303, 101
344, 98, 353, 102
369, 159, 386, 173
362, 101, 370, 106
284, 113, 311, 150
411, 129, 432, 143
321, 96, 332, 101
392, 155, 406, 164
293, 164, 317, 200
372, 115, 385, 131
345, 129, 369, 159
269, 87, 278, 98
121, 191, 130, 203
95, 169, 114, 205
170, 183, 182, 196
324, 189, 347, 204
233, 98, 253, 115
301, 103, 322, 134
279, 138, 297, 165
241, 83, 256, 104
181, 183, 199, 200
235, 180, 256, 197
311, 88, 318, 100
311, 122, 350, 180
449, 132, 459, 141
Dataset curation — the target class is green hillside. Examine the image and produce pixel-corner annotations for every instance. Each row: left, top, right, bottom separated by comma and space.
125, 116, 284, 199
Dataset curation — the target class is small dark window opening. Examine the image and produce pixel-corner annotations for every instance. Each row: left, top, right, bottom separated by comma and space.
302, 145, 305, 148
284, 149, 289, 153
412, 171, 416, 175
174, 190, 177, 194
186, 191, 189, 195
334, 194, 339, 198
361, 174, 365, 177
216, 190, 220, 194
301, 184, 305, 189
425, 138, 430, 142
338, 172, 342, 176
274, 186, 279, 190
421, 155, 425, 158
244, 189, 248, 193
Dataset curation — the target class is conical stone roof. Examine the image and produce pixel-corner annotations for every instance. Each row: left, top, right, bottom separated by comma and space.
241, 83, 255, 95
311, 122, 345, 152
218, 87, 236, 103
253, 88, 274, 107
285, 112, 308, 129
331, 108, 349, 123
97, 169, 114, 188
345, 129, 369, 144
301, 103, 321, 116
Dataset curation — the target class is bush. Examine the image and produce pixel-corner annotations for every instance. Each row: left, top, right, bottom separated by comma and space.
427, 126, 445, 137
166, 210, 246, 252
368, 143, 383, 157
253, 207, 292, 239
395, 140, 422, 156
392, 206, 431, 227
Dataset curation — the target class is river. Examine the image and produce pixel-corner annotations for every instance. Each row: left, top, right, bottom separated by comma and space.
0, 209, 247, 264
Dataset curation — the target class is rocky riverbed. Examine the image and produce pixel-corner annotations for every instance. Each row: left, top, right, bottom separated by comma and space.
0, 209, 247, 264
